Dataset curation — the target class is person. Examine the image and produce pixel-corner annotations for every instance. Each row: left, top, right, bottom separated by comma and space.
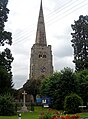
30, 100, 34, 112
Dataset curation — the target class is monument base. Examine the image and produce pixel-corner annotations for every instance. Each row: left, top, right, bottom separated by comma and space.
21, 106, 28, 112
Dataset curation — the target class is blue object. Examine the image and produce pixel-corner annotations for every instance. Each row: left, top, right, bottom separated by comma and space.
36, 98, 42, 103
42, 97, 51, 104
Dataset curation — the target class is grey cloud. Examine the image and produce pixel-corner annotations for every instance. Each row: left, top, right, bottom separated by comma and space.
13, 75, 28, 89
53, 56, 75, 71
54, 44, 73, 58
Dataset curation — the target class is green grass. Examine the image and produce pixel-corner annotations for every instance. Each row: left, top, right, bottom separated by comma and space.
0, 106, 88, 119
0, 106, 44, 119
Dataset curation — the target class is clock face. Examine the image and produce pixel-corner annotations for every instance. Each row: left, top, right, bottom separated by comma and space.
40, 67, 46, 72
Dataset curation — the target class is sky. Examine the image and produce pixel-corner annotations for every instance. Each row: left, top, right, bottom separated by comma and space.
4, 0, 88, 89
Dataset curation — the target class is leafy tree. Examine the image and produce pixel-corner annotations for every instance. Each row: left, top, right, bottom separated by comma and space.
71, 15, 88, 71
40, 77, 50, 96
23, 78, 41, 102
56, 68, 79, 109
64, 93, 83, 114
76, 70, 88, 106
0, 48, 14, 73
60, 68, 79, 95
0, 0, 14, 94
0, 0, 12, 46
40, 68, 79, 110
0, 94, 16, 116
0, 66, 13, 94
41, 72, 61, 109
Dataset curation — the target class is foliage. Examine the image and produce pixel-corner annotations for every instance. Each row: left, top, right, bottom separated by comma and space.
76, 70, 88, 106
64, 93, 83, 114
0, 93, 16, 116
23, 78, 41, 102
0, 48, 14, 73
39, 109, 80, 119
40, 68, 79, 110
39, 111, 52, 119
71, 15, 88, 71
60, 67, 79, 98
0, 0, 12, 46
0, 0, 14, 94
0, 66, 13, 94
40, 72, 61, 109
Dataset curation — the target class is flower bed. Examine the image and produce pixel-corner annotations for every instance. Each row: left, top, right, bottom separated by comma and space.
53, 115, 80, 119
39, 109, 80, 119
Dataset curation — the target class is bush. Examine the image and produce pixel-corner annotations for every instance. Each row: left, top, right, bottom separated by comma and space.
39, 111, 53, 119
0, 93, 16, 116
64, 93, 83, 114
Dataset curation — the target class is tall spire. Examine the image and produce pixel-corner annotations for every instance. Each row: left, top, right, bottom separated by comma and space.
35, 0, 47, 46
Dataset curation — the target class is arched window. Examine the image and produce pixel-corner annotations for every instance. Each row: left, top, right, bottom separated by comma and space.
39, 52, 47, 58
39, 54, 42, 58
43, 54, 46, 58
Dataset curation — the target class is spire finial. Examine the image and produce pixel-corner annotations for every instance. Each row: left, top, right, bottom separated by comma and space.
35, 0, 47, 46
40, 0, 42, 9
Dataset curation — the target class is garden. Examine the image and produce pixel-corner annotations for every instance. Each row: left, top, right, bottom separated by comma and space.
0, 106, 88, 119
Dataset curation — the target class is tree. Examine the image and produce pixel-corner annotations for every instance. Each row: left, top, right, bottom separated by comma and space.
0, 48, 14, 74
76, 70, 88, 106
40, 68, 79, 110
0, 0, 14, 94
71, 15, 88, 71
64, 93, 83, 114
0, 0, 12, 46
0, 66, 13, 94
55, 68, 79, 109
0, 94, 16, 116
23, 78, 41, 102
40, 72, 61, 109
60, 68, 79, 96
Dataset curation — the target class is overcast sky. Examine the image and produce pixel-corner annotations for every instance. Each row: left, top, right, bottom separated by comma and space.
4, 0, 88, 89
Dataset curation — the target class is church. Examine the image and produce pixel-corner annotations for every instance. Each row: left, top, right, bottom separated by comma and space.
29, 0, 53, 80
16, 0, 53, 106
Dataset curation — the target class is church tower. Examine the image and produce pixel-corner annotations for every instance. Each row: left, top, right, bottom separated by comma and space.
29, 0, 53, 79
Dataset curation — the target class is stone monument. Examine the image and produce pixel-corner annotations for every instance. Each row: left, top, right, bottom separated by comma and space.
21, 90, 28, 112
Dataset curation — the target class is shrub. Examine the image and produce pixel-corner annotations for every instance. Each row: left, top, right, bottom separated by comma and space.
0, 93, 16, 116
64, 93, 83, 114
39, 111, 52, 119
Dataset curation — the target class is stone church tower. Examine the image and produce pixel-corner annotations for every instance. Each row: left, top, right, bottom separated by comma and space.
29, 0, 53, 80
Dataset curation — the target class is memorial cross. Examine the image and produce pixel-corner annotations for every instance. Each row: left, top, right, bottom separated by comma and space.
22, 90, 27, 107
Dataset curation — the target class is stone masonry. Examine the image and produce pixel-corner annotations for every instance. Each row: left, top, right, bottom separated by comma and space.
29, 0, 53, 80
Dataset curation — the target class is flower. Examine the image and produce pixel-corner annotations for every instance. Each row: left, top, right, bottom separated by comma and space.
71, 114, 80, 119
39, 111, 80, 119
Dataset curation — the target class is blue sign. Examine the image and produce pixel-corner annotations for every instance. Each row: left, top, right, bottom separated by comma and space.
36, 98, 42, 103
42, 97, 51, 105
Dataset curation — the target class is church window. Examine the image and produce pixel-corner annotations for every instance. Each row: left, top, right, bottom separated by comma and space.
39, 54, 42, 58
39, 52, 47, 58
43, 54, 46, 58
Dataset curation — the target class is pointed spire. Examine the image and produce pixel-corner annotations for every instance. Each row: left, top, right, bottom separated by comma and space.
40, 0, 42, 10
35, 0, 47, 46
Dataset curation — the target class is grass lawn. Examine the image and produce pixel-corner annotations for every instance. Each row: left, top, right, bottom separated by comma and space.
0, 106, 43, 119
0, 106, 88, 119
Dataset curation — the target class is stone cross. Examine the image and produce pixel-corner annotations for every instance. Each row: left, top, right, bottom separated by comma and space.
22, 90, 27, 107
